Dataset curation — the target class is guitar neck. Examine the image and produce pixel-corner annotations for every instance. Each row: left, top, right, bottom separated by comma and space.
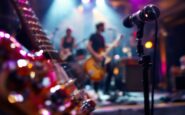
104, 34, 122, 56
10, 0, 60, 60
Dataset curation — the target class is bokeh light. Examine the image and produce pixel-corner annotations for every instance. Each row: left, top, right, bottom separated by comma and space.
145, 41, 153, 49
82, 0, 91, 4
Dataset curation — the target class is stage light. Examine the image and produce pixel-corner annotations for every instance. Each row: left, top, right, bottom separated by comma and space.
8, 94, 16, 103
42, 77, 51, 87
145, 41, 153, 49
50, 85, 61, 93
58, 105, 66, 112
39, 108, 50, 115
17, 59, 28, 68
8, 93, 24, 103
20, 50, 27, 56
82, 0, 90, 4
92, 8, 98, 14
114, 54, 120, 60
96, 0, 105, 7
27, 63, 33, 69
122, 47, 129, 53
10, 43, 16, 49
4, 33, 10, 38
30, 71, 36, 79
113, 67, 119, 76
27, 53, 34, 58
10, 36, 21, 47
45, 100, 52, 106
71, 110, 77, 115
77, 5, 84, 13
0, 31, 5, 38
35, 50, 43, 56
65, 101, 72, 108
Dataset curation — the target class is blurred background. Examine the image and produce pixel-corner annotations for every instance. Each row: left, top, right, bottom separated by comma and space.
0, 0, 185, 115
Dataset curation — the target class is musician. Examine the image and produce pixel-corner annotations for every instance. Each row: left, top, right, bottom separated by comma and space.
171, 55, 185, 77
170, 55, 185, 91
60, 28, 76, 61
180, 55, 185, 71
87, 22, 113, 94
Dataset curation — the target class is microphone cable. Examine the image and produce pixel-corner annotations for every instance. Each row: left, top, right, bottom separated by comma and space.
150, 19, 159, 115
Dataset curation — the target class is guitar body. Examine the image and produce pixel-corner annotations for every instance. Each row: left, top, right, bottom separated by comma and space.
84, 34, 123, 82
0, 31, 94, 114
60, 48, 72, 61
0, 0, 95, 114
84, 50, 112, 82
84, 56, 106, 82
0, 32, 56, 114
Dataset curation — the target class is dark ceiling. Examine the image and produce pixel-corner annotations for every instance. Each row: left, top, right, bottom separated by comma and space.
108, 0, 185, 28
30, 0, 185, 28
0, 0, 185, 32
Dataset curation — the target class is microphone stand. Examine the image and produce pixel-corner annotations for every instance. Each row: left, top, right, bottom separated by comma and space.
136, 22, 151, 115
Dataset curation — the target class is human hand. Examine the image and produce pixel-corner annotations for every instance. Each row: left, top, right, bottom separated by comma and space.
95, 55, 104, 62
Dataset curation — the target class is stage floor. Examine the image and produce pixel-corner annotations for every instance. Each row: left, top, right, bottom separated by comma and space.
93, 102, 185, 115
93, 92, 185, 115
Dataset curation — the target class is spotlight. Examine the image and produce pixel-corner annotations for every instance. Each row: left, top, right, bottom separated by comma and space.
50, 85, 61, 93
19, 50, 27, 56
8, 93, 24, 103
122, 47, 129, 53
17, 59, 28, 68
0, 31, 5, 38
82, 0, 90, 4
114, 54, 120, 60
39, 108, 50, 115
4, 33, 10, 38
10, 43, 16, 49
145, 41, 153, 49
96, 0, 105, 6
113, 67, 119, 76
92, 8, 98, 14
77, 5, 84, 13
30, 71, 36, 79
35, 50, 43, 56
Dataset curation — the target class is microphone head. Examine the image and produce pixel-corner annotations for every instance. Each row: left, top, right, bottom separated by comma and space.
123, 4, 160, 28
140, 4, 160, 21
123, 16, 134, 28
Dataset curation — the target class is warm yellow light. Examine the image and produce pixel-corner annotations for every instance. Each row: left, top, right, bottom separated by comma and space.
8, 95, 16, 104
145, 41, 153, 49
8, 93, 24, 103
113, 67, 119, 76
30, 71, 36, 79
28, 63, 33, 69
122, 47, 129, 53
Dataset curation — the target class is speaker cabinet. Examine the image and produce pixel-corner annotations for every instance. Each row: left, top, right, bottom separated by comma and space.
175, 76, 185, 90
119, 58, 151, 91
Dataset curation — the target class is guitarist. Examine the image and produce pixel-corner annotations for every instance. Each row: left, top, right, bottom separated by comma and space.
60, 28, 76, 61
87, 22, 113, 94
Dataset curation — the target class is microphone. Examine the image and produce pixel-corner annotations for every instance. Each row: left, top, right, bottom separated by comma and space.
123, 4, 160, 28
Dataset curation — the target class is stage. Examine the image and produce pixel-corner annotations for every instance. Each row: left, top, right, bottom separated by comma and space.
0, 0, 185, 115
92, 92, 185, 115
94, 102, 185, 115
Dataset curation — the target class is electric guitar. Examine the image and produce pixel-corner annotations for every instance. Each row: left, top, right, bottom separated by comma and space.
60, 48, 73, 60
0, 0, 95, 114
84, 34, 123, 82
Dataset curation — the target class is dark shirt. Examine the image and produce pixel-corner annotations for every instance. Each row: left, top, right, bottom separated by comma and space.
62, 36, 74, 51
89, 33, 105, 52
